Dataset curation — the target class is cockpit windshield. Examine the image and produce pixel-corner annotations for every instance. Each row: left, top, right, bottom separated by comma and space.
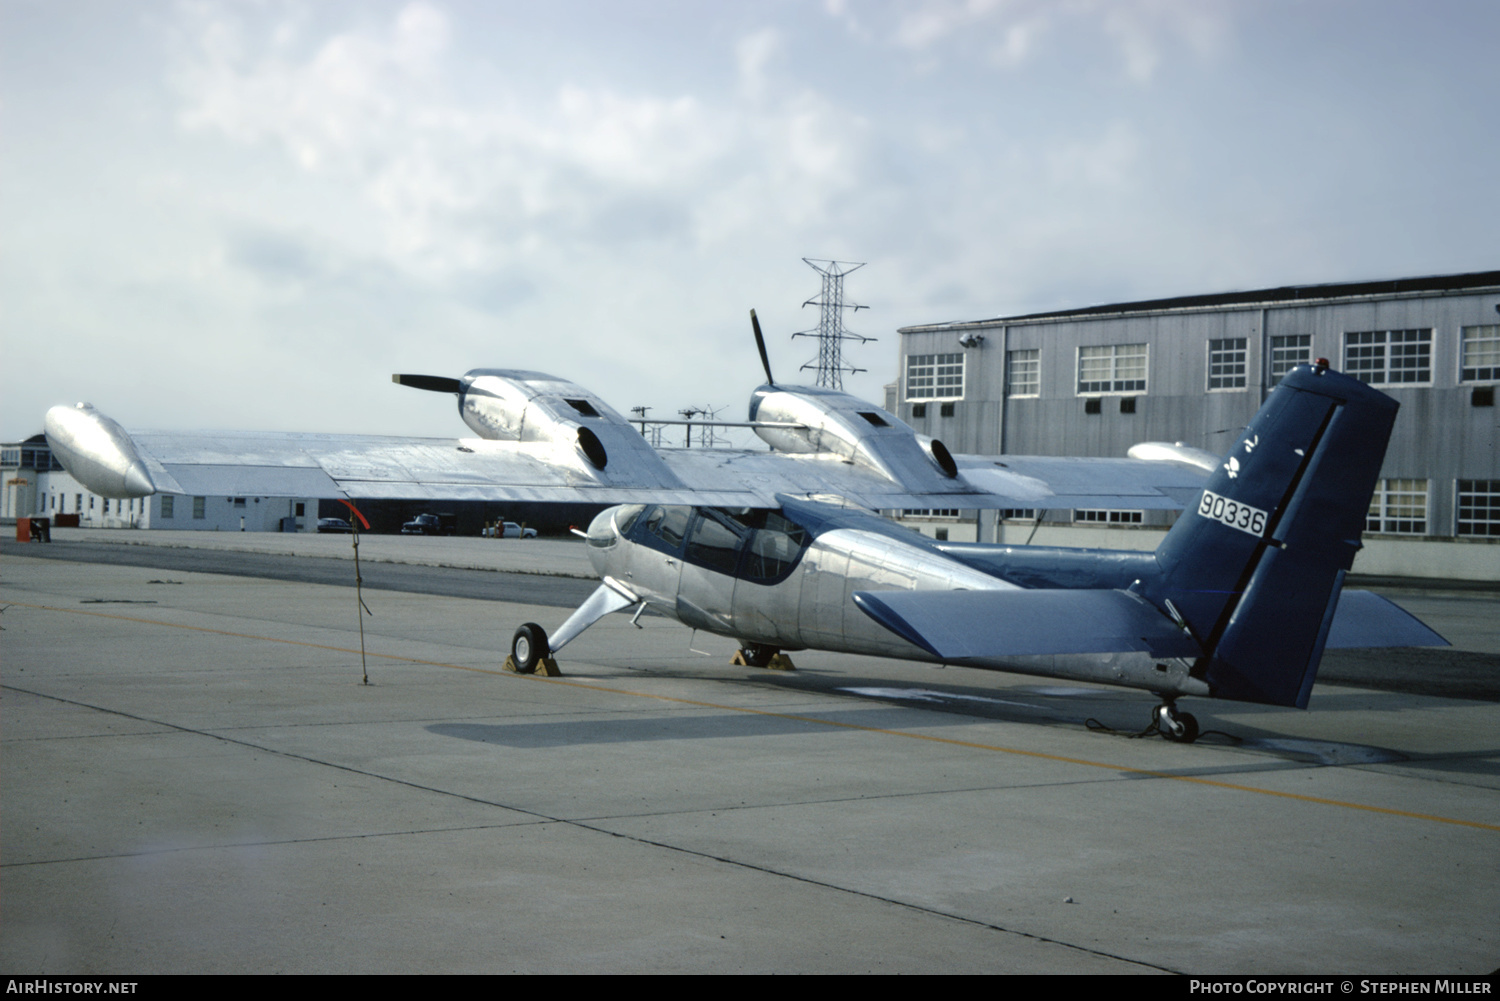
630, 505, 810, 582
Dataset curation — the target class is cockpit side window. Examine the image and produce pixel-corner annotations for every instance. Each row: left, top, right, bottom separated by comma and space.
614, 504, 646, 535
686, 510, 746, 574
741, 510, 809, 582
644, 505, 691, 549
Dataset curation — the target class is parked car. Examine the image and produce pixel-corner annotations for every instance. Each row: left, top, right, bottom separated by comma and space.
401, 513, 452, 535
484, 521, 537, 538
317, 517, 353, 534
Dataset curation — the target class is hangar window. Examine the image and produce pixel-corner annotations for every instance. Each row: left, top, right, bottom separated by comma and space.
1077, 344, 1147, 395
1270, 335, 1312, 385
193, 496, 206, 519
1461, 325, 1499, 383
1457, 481, 1500, 537
1366, 479, 1428, 534
1007, 349, 1039, 397
1345, 330, 1432, 385
906, 353, 964, 400
1207, 338, 1248, 390
1074, 509, 1143, 524
161, 495, 175, 519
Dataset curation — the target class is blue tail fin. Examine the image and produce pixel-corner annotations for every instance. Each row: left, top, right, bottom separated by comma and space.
1144, 364, 1398, 708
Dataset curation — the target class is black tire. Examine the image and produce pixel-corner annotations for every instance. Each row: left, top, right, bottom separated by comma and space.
1161, 710, 1200, 744
738, 642, 777, 668
512, 623, 549, 674
1176, 712, 1200, 744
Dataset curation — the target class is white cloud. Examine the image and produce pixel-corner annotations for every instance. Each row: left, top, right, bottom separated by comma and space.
892, 0, 1009, 51
735, 28, 781, 101
168, 2, 888, 313
1046, 120, 1143, 192
883, 0, 1228, 81
7, 0, 1495, 441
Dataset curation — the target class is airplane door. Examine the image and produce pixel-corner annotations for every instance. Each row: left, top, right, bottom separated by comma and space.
731, 516, 809, 647
627, 505, 689, 608
675, 510, 745, 635
797, 542, 850, 648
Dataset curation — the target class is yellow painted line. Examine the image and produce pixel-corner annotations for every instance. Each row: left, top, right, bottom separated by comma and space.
9, 599, 1499, 833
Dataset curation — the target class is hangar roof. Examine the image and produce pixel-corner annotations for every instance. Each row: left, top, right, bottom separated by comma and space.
900, 269, 1500, 332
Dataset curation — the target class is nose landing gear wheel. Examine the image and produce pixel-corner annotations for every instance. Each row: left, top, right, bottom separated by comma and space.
511, 623, 550, 675
1153, 703, 1200, 743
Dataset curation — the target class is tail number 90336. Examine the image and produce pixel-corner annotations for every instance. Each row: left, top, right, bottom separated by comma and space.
1197, 489, 1268, 537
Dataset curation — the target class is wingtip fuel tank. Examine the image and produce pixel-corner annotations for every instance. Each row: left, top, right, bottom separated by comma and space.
44, 402, 156, 498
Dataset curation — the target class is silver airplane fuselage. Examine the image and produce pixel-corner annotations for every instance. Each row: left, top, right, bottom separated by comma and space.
580, 499, 1208, 698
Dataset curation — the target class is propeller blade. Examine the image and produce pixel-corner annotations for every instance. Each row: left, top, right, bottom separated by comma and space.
392, 374, 463, 393
750, 309, 775, 386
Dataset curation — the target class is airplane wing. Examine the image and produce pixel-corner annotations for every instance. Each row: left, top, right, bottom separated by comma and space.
123, 429, 758, 507
44, 366, 1208, 509
658, 448, 1206, 511
50, 421, 1208, 511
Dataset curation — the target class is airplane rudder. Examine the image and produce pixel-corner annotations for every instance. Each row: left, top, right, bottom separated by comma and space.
1150, 371, 1340, 630
1146, 364, 1404, 678
1163, 366, 1399, 707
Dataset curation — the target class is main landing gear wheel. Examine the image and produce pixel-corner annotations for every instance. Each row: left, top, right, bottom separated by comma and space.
511, 623, 550, 675
737, 642, 778, 668
1153, 703, 1200, 744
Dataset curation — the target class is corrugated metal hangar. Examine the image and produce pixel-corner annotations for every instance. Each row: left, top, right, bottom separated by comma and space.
890, 270, 1499, 580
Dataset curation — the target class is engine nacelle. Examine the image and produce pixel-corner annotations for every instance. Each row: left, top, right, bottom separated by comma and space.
1127, 440, 1220, 474
457, 369, 658, 474
747, 384, 960, 486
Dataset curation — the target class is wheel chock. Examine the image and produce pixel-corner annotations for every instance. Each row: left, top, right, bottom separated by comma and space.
729, 650, 795, 670
503, 655, 563, 677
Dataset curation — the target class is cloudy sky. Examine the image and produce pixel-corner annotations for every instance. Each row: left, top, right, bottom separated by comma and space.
4, 0, 1497, 441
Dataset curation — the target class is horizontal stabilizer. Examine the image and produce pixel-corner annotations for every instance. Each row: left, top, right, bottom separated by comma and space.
1325, 590, 1449, 649
851, 588, 1201, 660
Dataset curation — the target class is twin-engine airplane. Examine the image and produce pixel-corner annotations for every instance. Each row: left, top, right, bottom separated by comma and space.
45, 317, 1444, 742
